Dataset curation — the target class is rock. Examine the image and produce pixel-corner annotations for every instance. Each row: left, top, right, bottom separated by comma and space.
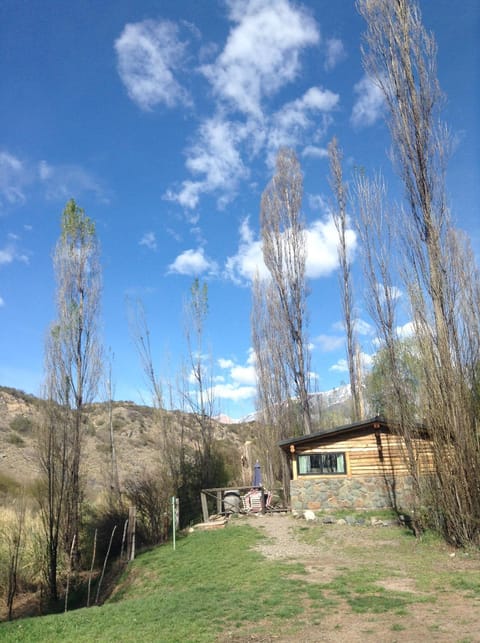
337, 518, 347, 525
322, 516, 336, 524
304, 510, 317, 521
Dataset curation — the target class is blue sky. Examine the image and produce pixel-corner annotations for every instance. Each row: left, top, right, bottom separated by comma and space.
1, 0, 478, 420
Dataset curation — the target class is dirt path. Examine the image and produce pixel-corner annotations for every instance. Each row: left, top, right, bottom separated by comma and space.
232, 513, 480, 643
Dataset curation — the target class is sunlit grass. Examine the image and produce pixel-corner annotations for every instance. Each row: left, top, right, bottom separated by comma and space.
0, 524, 325, 642
1, 518, 479, 641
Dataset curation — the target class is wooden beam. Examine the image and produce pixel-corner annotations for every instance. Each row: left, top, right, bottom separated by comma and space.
200, 492, 209, 523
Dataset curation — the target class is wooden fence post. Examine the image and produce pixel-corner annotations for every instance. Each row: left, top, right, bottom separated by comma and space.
200, 492, 209, 522
127, 506, 136, 561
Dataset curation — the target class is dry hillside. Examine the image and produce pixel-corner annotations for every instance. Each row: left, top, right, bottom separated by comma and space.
0, 386, 256, 500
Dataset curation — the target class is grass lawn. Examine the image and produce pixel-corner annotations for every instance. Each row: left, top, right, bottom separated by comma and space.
0, 517, 479, 642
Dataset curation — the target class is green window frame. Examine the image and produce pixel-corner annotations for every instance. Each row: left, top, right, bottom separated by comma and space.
297, 452, 346, 475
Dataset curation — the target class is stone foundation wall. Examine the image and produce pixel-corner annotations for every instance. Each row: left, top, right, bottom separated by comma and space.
290, 474, 416, 512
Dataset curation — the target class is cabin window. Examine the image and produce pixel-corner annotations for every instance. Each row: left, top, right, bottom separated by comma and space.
297, 452, 346, 475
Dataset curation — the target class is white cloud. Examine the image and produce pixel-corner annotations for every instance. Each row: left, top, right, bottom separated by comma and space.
226, 214, 357, 284
330, 358, 348, 373
38, 160, 53, 180
0, 152, 108, 208
302, 145, 329, 159
202, 0, 319, 116
360, 351, 374, 370
38, 161, 108, 203
355, 318, 375, 336
397, 321, 415, 338
210, 382, 256, 402
308, 193, 329, 212
115, 19, 190, 111
139, 232, 157, 250
351, 75, 385, 128
230, 363, 256, 386
332, 318, 375, 337
0, 151, 28, 207
267, 87, 338, 163
375, 282, 402, 304
218, 358, 234, 369
0, 295, 4, 307
306, 215, 356, 279
0, 246, 15, 265
225, 218, 268, 284
212, 348, 257, 402
324, 37, 346, 71
158, 3, 341, 212
315, 334, 344, 352
165, 116, 249, 209
168, 247, 218, 276
0, 244, 28, 266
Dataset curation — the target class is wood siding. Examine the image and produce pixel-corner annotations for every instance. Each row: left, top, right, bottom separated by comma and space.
294, 428, 434, 479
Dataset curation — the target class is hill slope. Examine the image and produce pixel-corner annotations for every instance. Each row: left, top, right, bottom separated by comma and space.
0, 386, 255, 497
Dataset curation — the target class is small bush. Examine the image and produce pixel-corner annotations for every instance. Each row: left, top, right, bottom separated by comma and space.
83, 502, 131, 563
7, 432, 26, 447
0, 473, 22, 499
112, 418, 125, 430
9, 415, 34, 434
124, 471, 173, 546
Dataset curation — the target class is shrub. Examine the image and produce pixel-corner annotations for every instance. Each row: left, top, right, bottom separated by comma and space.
83, 502, 131, 563
9, 415, 34, 434
7, 433, 25, 447
0, 473, 22, 500
124, 470, 173, 545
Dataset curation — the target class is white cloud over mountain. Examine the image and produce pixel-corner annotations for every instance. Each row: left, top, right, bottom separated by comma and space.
213, 347, 257, 403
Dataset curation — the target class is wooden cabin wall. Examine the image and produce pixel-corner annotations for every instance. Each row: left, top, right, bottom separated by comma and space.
294, 429, 434, 478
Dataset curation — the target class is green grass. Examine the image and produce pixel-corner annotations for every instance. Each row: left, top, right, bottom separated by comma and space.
293, 519, 480, 621
1, 519, 479, 641
319, 567, 431, 614
450, 575, 480, 598
0, 525, 325, 642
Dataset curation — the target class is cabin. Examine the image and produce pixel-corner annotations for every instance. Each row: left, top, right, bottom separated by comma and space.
279, 417, 434, 513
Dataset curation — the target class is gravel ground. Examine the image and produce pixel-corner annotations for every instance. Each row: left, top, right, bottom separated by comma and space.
225, 511, 480, 643
245, 512, 317, 560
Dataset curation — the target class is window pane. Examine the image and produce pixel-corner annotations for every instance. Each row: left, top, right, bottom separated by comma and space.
336, 453, 345, 473
298, 455, 309, 474
297, 452, 346, 475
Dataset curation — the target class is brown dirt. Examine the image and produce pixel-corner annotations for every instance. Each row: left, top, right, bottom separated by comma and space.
226, 513, 480, 643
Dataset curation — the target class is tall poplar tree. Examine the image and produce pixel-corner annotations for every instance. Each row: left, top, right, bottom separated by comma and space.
328, 137, 363, 421
358, 0, 480, 544
259, 147, 312, 436
41, 198, 102, 578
